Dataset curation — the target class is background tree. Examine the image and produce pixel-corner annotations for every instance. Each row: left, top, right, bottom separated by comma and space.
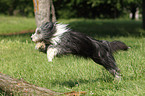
53, 0, 123, 19
123, 0, 142, 20
0, 0, 33, 16
0, 0, 142, 20
143, 0, 145, 29
33, 0, 56, 27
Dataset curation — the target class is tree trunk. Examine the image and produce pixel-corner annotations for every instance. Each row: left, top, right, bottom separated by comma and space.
50, 0, 56, 22
143, 0, 145, 29
0, 73, 86, 95
33, 0, 56, 27
130, 6, 137, 20
0, 73, 62, 95
131, 10, 136, 20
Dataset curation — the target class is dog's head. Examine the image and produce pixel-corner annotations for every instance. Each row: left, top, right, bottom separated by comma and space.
31, 22, 55, 43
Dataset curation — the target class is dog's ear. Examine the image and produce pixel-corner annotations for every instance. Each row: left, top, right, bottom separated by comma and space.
41, 22, 54, 31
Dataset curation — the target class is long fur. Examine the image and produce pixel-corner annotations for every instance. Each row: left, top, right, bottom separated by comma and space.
31, 22, 129, 79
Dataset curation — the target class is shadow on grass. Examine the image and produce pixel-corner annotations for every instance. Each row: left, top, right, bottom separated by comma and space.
52, 75, 138, 88
68, 19, 145, 38
52, 77, 113, 88
0, 19, 144, 40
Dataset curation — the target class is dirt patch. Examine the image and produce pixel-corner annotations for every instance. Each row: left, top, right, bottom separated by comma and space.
0, 30, 34, 36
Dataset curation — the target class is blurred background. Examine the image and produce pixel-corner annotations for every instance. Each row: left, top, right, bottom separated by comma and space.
0, 0, 142, 20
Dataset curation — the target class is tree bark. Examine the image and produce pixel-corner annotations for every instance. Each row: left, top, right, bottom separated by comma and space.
143, 0, 145, 29
50, 0, 56, 22
33, 0, 56, 27
0, 73, 86, 95
0, 73, 62, 95
131, 9, 136, 20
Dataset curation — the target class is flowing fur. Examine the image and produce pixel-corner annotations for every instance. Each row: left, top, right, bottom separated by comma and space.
31, 22, 129, 79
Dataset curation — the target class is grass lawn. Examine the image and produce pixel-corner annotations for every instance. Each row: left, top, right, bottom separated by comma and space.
0, 16, 36, 34
0, 16, 145, 95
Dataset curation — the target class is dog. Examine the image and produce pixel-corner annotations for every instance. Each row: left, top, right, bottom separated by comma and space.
31, 22, 129, 79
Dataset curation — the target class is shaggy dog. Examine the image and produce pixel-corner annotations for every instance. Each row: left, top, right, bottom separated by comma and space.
31, 22, 129, 79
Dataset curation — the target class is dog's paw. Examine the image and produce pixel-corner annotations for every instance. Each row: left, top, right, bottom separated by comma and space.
114, 75, 122, 81
48, 60, 52, 62
48, 59, 53, 62
35, 42, 46, 50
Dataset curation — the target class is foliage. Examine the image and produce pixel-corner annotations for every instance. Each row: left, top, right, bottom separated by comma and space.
0, 0, 142, 19
54, 0, 123, 19
0, 0, 34, 16
0, 16, 145, 95
54, 0, 142, 19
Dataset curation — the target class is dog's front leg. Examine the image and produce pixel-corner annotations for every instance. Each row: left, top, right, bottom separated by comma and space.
47, 47, 59, 62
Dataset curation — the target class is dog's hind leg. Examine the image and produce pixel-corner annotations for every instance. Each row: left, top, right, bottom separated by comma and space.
91, 51, 121, 80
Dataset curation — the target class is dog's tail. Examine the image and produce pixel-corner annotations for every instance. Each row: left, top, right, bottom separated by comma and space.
110, 41, 130, 53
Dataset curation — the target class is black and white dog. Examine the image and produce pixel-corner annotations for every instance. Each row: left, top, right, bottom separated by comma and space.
31, 22, 129, 79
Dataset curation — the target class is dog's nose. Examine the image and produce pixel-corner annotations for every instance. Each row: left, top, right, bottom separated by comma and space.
31, 35, 33, 40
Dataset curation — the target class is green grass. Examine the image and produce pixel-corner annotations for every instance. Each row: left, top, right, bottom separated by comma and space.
0, 16, 145, 95
0, 16, 36, 34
